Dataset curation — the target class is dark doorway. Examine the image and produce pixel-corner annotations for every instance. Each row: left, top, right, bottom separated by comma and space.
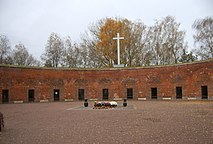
54, 89, 60, 101
151, 88, 157, 99
2, 90, 9, 103
78, 89, 84, 100
102, 89, 109, 100
28, 89, 35, 102
176, 87, 182, 99
127, 88, 133, 99
201, 86, 208, 99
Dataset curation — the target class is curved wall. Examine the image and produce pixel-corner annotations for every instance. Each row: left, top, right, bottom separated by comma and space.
0, 59, 213, 103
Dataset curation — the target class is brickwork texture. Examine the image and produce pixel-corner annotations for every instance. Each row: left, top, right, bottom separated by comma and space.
0, 59, 213, 103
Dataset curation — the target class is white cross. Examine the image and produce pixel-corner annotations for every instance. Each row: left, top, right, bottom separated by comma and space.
113, 33, 124, 65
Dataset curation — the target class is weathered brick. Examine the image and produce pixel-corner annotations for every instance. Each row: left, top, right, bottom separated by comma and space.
0, 59, 212, 103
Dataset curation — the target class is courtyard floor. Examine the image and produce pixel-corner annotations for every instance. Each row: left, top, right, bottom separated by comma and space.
0, 100, 213, 144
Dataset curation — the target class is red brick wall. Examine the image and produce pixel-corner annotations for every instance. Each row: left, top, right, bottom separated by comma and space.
0, 59, 213, 103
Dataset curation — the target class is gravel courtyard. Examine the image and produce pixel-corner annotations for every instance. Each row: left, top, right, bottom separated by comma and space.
0, 101, 212, 144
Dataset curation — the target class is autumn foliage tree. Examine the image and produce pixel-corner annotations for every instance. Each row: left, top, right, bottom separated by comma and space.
83, 16, 186, 67
95, 18, 126, 67
85, 18, 147, 67
3, 15, 207, 68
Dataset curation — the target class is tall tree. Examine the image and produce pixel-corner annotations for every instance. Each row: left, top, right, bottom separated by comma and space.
80, 33, 103, 68
41, 32, 64, 67
96, 18, 125, 67
122, 19, 147, 67
148, 16, 186, 65
0, 35, 11, 64
193, 17, 213, 60
12, 43, 39, 66
85, 17, 147, 67
62, 37, 83, 68
82, 16, 187, 68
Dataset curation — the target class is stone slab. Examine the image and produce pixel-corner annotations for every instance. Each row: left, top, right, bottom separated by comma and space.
14, 101, 24, 104
187, 98, 197, 100
89, 98, 98, 101
162, 97, 172, 100
40, 100, 49, 103
66, 104, 135, 110
113, 98, 123, 101
138, 98, 147, 101
64, 99, 74, 102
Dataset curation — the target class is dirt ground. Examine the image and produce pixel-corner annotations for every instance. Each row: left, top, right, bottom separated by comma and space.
0, 101, 213, 144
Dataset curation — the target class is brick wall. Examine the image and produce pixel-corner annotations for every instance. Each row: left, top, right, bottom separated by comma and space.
0, 59, 213, 103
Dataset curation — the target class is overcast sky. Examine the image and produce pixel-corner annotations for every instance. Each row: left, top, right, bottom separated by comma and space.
0, 0, 212, 59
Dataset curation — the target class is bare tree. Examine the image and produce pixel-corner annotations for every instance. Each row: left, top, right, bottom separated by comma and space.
81, 16, 187, 68
41, 32, 64, 67
80, 33, 103, 68
12, 43, 39, 66
63, 37, 83, 68
148, 16, 186, 65
0, 35, 12, 64
122, 19, 147, 67
193, 17, 213, 60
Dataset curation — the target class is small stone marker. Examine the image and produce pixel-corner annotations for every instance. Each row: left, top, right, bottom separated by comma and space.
0, 112, 4, 131
123, 98, 127, 107
84, 99, 88, 107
